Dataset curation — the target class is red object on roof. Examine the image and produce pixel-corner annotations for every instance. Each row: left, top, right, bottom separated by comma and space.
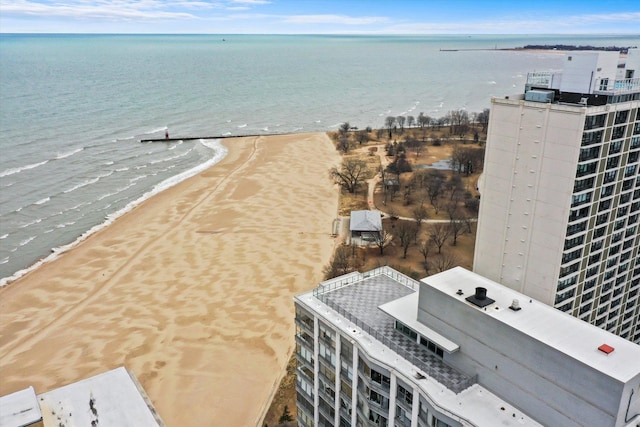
598, 344, 615, 354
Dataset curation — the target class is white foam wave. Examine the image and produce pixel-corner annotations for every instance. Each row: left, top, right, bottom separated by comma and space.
34, 197, 50, 205
20, 218, 43, 228
238, 124, 247, 128
0, 160, 48, 177
104, 161, 115, 166
222, 132, 232, 136
0, 234, 8, 239
0, 258, 7, 265
56, 147, 83, 160
143, 126, 168, 135
19, 236, 36, 246
63, 177, 100, 194
1, 139, 229, 287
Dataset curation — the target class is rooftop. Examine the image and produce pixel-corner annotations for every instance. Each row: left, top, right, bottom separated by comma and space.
37, 367, 163, 427
313, 267, 473, 393
425, 267, 640, 383
298, 267, 542, 427
0, 387, 41, 427
349, 210, 382, 232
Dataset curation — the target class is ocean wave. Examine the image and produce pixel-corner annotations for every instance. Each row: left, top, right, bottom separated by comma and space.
143, 126, 168, 135
0, 160, 48, 178
19, 218, 43, 228
34, 197, 50, 205
19, 236, 36, 246
0, 234, 8, 239
0, 258, 7, 265
1, 139, 229, 287
63, 177, 100, 194
238, 124, 247, 128
55, 147, 83, 160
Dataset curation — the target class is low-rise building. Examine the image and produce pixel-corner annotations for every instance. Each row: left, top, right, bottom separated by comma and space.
294, 267, 640, 427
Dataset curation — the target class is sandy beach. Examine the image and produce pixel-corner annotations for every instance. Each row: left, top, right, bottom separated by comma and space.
0, 133, 341, 426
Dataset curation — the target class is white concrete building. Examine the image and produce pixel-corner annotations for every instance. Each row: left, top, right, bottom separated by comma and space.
474, 49, 640, 343
294, 267, 640, 427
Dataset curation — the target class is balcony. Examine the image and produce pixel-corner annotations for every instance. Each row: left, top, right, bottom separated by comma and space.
595, 77, 640, 95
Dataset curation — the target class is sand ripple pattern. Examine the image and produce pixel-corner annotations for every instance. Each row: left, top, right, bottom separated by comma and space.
0, 133, 341, 427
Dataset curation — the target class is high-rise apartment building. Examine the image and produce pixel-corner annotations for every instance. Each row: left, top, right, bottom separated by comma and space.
474, 49, 640, 343
294, 267, 640, 427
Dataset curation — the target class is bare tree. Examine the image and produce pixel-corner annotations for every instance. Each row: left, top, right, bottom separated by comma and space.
429, 223, 450, 254
412, 205, 428, 227
396, 116, 406, 133
337, 134, 352, 153
418, 239, 431, 265
385, 116, 396, 138
373, 225, 392, 256
329, 158, 371, 193
432, 253, 459, 272
323, 245, 354, 279
407, 115, 415, 129
446, 202, 466, 246
477, 108, 490, 132
355, 129, 370, 145
396, 221, 418, 259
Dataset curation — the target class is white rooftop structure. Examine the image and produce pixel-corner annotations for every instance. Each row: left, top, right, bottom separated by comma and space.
424, 267, 640, 383
294, 266, 640, 427
37, 367, 162, 427
349, 210, 382, 231
0, 387, 41, 427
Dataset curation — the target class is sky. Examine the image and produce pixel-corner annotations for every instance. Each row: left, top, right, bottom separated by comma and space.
0, 0, 639, 34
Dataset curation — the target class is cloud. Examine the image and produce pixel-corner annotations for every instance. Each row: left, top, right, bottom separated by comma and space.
0, 0, 204, 20
381, 11, 640, 34
230, 0, 269, 4
282, 14, 389, 26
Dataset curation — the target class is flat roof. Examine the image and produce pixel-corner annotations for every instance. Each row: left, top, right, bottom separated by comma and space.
378, 292, 459, 353
0, 387, 41, 427
423, 267, 640, 383
37, 367, 161, 427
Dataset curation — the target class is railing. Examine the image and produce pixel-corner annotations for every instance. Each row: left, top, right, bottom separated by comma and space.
320, 299, 475, 393
313, 267, 419, 298
595, 77, 640, 94
526, 71, 554, 88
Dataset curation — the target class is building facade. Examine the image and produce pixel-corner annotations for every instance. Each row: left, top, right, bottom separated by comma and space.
474, 49, 640, 343
293, 267, 640, 427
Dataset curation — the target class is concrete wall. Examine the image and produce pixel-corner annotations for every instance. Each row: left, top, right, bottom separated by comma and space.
474, 98, 585, 304
417, 283, 626, 427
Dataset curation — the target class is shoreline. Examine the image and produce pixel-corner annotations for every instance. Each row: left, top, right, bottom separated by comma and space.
0, 139, 228, 288
0, 132, 341, 426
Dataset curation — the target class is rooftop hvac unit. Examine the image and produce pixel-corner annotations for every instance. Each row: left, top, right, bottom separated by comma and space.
525, 90, 554, 103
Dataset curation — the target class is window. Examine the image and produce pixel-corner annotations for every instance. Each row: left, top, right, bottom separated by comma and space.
615, 110, 630, 124
601, 185, 615, 198
569, 206, 590, 222
606, 156, 621, 169
612, 125, 626, 140
609, 140, 623, 154
555, 288, 576, 304
574, 177, 595, 192
562, 248, 583, 264
622, 178, 634, 191
585, 266, 599, 278
599, 199, 612, 212
566, 220, 587, 236
629, 151, 639, 163
614, 219, 626, 230
588, 253, 602, 265
395, 321, 417, 340
564, 235, 585, 250
603, 170, 617, 184
576, 161, 598, 177
585, 114, 606, 130
579, 146, 601, 161
599, 78, 610, 91
396, 384, 413, 407
591, 240, 604, 252
558, 275, 578, 290
625, 164, 638, 177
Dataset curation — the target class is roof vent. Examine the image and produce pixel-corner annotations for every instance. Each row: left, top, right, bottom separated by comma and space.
456, 289, 464, 295
509, 299, 521, 311
598, 344, 614, 354
466, 287, 495, 308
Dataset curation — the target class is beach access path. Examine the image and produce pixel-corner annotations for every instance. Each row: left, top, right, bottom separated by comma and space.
0, 133, 341, 427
